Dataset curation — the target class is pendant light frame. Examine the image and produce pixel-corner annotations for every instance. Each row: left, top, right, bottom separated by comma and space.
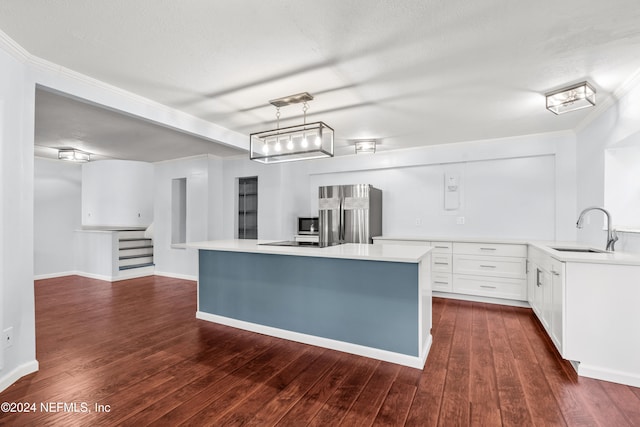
250, 92, 334, 163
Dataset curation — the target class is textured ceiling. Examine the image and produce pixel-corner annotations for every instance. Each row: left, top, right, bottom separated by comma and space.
34, 88, 245, 162
2, 0, 640, 161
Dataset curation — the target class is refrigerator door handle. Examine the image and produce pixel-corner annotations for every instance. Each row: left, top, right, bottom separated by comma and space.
339, 197, 345, 242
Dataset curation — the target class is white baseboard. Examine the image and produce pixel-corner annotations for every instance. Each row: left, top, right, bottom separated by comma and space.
577, 362, 640, 388
35, 270, 193, 283
0, 360, 39, 393
73, 271, 114, 282
112, 267, 155, 282
433, 291, 531, 308
196, 311, 427, 369
154, 271, 197, 281
34, 271, 77, 280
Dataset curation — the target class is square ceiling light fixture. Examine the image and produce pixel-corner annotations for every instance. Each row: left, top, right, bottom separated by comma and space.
354, 140, 376, 154
546, 81, 596, 115
250, 92, 334, 164
58, 148, 91, 162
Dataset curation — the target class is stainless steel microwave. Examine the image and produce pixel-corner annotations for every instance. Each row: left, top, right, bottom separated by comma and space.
297, 217, 319, 235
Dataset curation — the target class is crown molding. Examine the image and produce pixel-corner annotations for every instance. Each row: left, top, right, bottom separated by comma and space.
576, 67, 640, 133
0, 28, 32, 63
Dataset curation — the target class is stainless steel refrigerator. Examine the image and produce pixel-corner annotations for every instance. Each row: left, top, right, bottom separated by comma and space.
318, 184, 382, 245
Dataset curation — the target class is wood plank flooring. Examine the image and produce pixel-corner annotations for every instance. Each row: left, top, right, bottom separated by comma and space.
1, 275, 639, 426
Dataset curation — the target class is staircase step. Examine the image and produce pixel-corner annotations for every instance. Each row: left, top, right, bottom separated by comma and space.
118, 230, 147, 239
118, 248, 153, 257
119, 254, 154, 260
119, 255, 154, 267
119, 262, 155, 271
119, 239, 153, 249
119, 245, 153, 250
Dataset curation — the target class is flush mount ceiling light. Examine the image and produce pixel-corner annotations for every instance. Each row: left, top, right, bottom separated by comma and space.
545, 81, 596, 115
250, 92, 334, 163
58, 148, 91, 162
354, 140, 376, 154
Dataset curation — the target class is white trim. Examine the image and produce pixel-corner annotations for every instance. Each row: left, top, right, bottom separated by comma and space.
73, 267, 155, 282
0, 360, 39, 393
73, 271, 113, 282
154, 271, 197, 281
577, 68, 640, 133
577, 362, 640, 388
35, 271, 192, 283
433, 291, 531, 308
34, 271, 78, 281
0, 28, 31, 63
152, 153, 224, 165
196, 311, 429, 369
112, 267, 155, 282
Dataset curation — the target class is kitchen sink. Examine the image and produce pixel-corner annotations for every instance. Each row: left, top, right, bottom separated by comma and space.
550, 247, 606, 253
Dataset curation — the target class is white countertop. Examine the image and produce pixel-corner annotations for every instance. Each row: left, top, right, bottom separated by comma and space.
187, 239, 432, 263
373, 236, 640, 266
528, 241, 640, 266
373, 235, 530, 245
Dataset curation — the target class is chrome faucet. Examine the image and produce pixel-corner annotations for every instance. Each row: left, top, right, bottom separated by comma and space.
576, 206, 618, 251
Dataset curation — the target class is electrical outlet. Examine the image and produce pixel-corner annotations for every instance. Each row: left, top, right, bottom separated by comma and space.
3, 327, 13, 349
415, 218, 422, 226
456, 216, 465, 225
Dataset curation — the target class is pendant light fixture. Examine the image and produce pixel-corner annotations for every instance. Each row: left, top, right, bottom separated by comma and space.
545, 81, 596, 115
250, 92, 334, 163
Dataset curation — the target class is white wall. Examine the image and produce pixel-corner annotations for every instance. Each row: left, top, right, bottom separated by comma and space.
223, 131, 577, 242
82, 160, 154, 228
576, 76, 640, 253
153, 155, 211, 279
221, 157, 285, 240
34, 158, 82, 278
207, 156, 224, 240
0, 41, 38, 389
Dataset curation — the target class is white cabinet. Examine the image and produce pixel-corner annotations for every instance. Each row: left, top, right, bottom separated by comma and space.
549, 258, 564, 353
453, 242, 527, 258
453, 254, 526, 279
373, 238, 527, 300
430, 241, 453, 292
527, 246, 564, 355
452, 242, 527, 301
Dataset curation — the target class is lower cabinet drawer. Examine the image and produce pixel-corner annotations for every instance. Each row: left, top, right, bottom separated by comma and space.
430, 241, 453, 254
453, 254, 525, 279
432, 254, 452, 273
432, 273, 452, 292
452, 274, 526, 300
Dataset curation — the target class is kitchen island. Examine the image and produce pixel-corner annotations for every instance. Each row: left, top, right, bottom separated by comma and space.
188, 239, 433, 368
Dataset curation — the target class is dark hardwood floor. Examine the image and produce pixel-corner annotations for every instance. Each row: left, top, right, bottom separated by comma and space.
1, 275, 639, 426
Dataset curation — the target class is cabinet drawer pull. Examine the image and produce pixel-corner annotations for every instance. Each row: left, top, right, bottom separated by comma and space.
480, 247, 497, 251
434, 246, 449, 249
479, 265, 496, 268
551, 269, 560, 276
434, 262, 449, 265
480, 285, 497, 289
434, 281, 449, 285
